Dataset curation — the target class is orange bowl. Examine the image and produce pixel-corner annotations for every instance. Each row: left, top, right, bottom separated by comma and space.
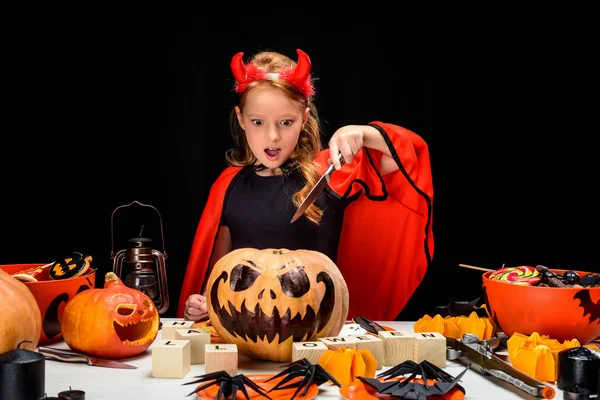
482, 269, 600, 344
0, 263, 96, 345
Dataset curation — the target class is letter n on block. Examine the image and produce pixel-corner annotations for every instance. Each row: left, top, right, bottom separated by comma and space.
205, 344, 238, 377
378, 331, 415, 367
292, 341, 328, 364
152, 339, 191, 378
414, 332, 446, 368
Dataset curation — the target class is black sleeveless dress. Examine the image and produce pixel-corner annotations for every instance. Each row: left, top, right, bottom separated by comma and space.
221, 166, 351, 263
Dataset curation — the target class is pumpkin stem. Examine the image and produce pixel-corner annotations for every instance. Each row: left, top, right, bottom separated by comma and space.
17, 340, 33, 349
105, 272, 119, 283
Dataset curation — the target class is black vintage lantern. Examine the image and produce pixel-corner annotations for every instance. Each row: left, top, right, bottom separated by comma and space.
111, 201, 169, 315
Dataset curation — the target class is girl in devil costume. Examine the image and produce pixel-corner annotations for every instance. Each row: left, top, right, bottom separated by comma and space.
178, 49, 434, 322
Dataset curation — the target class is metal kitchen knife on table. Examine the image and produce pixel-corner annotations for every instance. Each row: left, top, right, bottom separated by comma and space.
290, 153, 345, 223
38, 346, 137, 369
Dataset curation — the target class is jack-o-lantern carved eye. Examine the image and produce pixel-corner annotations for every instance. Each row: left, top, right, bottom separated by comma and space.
229, 263, 260, 291
278, 266, 309, 297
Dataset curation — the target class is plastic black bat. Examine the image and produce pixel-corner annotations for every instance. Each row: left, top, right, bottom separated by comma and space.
182, 370, 272, 399
431, 297, 489, 318
358, 360, 468, 400
264, 358, 340, 399
574, 289, 600, 323
581, 273, 600, 287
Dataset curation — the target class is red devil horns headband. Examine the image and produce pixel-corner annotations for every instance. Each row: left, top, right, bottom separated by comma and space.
230, 49, 315, 99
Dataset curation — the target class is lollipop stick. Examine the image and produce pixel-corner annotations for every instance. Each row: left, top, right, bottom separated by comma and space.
459, 264, 494, 272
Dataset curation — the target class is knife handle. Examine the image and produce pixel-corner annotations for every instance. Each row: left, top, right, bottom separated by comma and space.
38, 346, 90, 364
326, 153, 346, 176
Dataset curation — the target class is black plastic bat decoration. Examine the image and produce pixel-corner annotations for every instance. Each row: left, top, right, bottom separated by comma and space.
359, 360, 468, 400
431, 297, 488, 318
182, 370, 272, 399
574, 289, 600, 323
264, 358, 341, 399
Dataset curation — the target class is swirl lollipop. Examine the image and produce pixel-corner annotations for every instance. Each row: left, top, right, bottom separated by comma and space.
488, 265, 541, 286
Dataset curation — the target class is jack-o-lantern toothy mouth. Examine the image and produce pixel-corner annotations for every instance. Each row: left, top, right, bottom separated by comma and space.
112, 304, 155, 344
210, 270, 336, 344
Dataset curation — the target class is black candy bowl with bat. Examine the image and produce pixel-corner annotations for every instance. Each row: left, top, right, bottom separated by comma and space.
482, 268, 600, 344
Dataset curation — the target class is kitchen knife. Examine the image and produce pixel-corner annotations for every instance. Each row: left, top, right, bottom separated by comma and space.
290, 153, 344, 223
38, 346, 137, 369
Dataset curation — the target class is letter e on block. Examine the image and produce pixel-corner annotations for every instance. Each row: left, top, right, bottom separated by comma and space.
162, 320, 195, 340
353, 335, 384, 370
205, 344, 238, 377
414, 332, 446, 368
152, 339, 191, 378
378, 331, 415, 367
292, 341, 328, 364
175, 328, 210, 364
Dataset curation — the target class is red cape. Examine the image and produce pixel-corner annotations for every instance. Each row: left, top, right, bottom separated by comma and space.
176, 122, 433, 321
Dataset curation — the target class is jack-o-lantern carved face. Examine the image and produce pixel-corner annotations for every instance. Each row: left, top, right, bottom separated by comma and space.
61, 272, 159, 359
207, 248, 349, 362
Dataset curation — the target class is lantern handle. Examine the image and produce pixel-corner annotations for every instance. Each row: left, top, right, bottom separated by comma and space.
110, 200, 168, 260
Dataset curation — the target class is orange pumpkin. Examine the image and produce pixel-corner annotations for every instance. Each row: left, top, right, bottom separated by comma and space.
206, 248, 349, 362
61, 272, 159, 359
0, 269, 42, 353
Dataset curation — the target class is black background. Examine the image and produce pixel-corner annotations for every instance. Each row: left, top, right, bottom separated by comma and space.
2, 14, 596, 319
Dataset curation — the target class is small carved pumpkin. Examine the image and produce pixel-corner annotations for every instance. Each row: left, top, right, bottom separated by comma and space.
207, 248, 349, 362
0, 269, 42, 353
61, 272, 159, 359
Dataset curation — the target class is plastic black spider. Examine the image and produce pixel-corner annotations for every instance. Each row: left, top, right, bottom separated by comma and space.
182, 370, 272, 399
358, 360, 469, 400
264, 358, 341, 400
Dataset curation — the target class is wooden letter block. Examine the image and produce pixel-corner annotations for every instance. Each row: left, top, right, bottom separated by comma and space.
353, 335, 384, 370
152, 339, 191, 378
205, 344, 238, 376
292, 341, 329, 364
414, 332, 446, 368
318, 336, 358, 350
378, 331, 415, 367
175, 328, 211, 364
162, 320, 195, 340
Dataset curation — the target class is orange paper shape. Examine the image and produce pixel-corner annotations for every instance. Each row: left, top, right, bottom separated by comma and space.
318, 348, 377, 386
507, 332, 583, 382
414, 312, 495, 340
414, 314, 445, 334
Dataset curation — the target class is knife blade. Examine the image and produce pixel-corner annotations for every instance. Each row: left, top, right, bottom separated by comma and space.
38, 346, 137, 369
290, 153, 344, 223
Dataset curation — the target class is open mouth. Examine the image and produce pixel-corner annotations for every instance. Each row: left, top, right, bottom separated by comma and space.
264, 147, 281, 159
113, 303, 156, 344
210, 271, 336, 344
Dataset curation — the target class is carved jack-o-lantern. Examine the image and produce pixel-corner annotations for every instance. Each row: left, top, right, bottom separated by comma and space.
61, 272, 159, 359
207, 248, 349, 362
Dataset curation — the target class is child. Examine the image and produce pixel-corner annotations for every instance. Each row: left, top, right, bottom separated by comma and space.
177, 49, 433, 322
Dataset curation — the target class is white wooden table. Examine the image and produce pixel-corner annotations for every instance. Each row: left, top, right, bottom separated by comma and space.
42, 319, 562, 399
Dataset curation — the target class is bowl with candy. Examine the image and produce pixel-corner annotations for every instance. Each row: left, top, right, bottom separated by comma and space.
482, 265, 600, 344
0, 252, 96, 344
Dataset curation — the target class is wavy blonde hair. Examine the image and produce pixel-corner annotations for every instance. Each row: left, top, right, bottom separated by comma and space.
226, 51, 324, 224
